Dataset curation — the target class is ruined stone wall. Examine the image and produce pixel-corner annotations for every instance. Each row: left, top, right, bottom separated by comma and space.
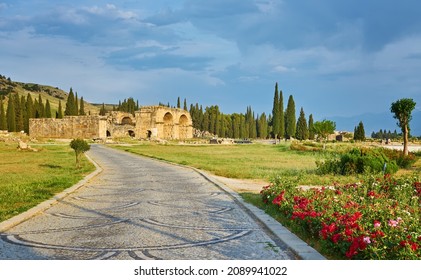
29, 116, 106, 139
106, 112, 136, 138
28, 106, 192, 140
135, 106, 193, 140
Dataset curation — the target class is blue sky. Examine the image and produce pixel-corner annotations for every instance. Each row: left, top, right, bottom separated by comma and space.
1, 0, 421, 128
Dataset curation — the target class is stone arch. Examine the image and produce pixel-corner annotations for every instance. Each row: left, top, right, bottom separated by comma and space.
179, 114, 189, 139
128, 130, 135, 137
163, 112, 174, 139
121, 117, 133, 125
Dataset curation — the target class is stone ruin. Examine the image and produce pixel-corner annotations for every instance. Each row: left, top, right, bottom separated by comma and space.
29, 106, 193, 140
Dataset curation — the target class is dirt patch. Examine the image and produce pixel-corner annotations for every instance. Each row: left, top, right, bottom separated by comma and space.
212, 175, 269, 193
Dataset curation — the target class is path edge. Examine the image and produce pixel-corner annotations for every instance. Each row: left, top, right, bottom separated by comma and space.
0, 152, 103, 232
110, 145, 326, 260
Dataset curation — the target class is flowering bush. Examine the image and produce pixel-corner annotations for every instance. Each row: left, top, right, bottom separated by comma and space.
261, 174, 421, 259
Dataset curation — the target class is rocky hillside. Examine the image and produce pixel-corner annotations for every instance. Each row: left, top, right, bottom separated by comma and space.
0, 74, 100, 115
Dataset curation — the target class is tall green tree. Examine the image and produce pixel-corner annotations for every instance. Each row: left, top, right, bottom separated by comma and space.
14, 93, 24, 131
57, 100, 64, 119
308, 114, 315, 140
0, 96, 6, 130
74, 92, 79, 116
45, 99, 52, 118
6, 94, 16, 132
177, 97, 181, 108
183, 98, 187, 111
257, 113, 268, 139
99, 103, 107, 116
79, 96, 85, 115
279, 90, 285, 138
295, 107, 308, 140
65, 88, 77, 116
272, 83, 280, 139
353, 121, 365, 141
390, 98, 416, 156
37, 94, 45, 118
285, 95, 296, 139
25, 94, 34, 133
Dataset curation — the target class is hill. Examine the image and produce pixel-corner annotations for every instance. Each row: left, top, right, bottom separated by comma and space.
0, 74, 100, 115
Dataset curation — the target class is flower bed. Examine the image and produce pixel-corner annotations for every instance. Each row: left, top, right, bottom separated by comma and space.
261, 174, 421, 259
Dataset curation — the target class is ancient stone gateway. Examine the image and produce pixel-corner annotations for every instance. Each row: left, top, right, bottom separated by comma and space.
29, 106, 193, 140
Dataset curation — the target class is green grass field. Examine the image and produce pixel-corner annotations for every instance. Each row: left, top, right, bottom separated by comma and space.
111, 142, 367, 186
0, 141, 94, 222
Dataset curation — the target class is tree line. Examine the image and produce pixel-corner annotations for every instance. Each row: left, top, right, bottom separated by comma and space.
0, 87, 85, 133
173, 82, 320, 140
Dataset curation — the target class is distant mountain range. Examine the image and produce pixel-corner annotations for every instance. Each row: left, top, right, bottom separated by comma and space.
329, 111, 421, 137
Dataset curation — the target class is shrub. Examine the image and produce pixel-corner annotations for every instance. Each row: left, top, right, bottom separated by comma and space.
70, 139, 90, 168
317, 148, 398, 175
261, 174, 421, 259
381, 148, 417, 169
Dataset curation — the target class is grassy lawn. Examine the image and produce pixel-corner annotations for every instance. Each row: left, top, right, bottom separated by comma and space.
111, 142, 367, 186
113, 142, 314, 178
0, 141, 95, 222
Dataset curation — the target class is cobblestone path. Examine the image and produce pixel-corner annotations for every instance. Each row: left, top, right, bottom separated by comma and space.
0, 145, 295, 260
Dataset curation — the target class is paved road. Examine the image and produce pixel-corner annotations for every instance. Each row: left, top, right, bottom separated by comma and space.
0, 144, 295, 260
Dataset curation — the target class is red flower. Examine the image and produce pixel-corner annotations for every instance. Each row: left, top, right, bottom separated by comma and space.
272, 191, 285, 205
332, 233, 341, 244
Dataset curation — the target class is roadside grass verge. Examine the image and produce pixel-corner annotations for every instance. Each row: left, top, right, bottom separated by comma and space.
0, 142, 94, 222
111, 142, 364, 186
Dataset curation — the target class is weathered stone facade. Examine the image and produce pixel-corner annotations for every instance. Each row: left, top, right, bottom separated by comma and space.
29, 116, 107, 139
29, 106, 193, 140
135, 106, 193, 140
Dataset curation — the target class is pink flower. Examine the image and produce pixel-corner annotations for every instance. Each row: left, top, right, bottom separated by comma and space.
388, 220, 398, 227
373, 220, 381, 228
363, 237, 371, 244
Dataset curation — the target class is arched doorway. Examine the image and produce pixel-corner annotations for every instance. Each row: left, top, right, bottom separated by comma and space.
147, 130, 152, 139
121, 117, 133, 125
128, 130, 135, 137
179, 114, 189, 139
106, 130, 111, 137
163, 112, 173, 139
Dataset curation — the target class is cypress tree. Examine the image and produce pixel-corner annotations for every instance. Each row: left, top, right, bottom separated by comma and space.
0, 96, 6, 130
272, 83, 280, 139
308, 114, 315, 140
295, 107, 308, 140
79, 96, 85, 115
257, 113, 268, 139
99, 103, 106, 116
279, 90, 285, 138
24, 94, 34, 133
65, 88, 76, 116
45, 99, 52, 118
37, 94, 45, 118
354, 121, 366, 141
177, 97, 181, 108
14, 94, 24, 131
183, 98, 187, 111
57, 100, 63, 119
6, 94, 16, 132
20, 95, 26, 131
74, 92, 79, 116
285, 95, 296, 139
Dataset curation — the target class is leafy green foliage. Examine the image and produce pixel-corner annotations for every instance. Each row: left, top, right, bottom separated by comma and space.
316, 148, 399, 175
70, 139, 90, 168
261, 174, 421, 259
390, 98, 416, 156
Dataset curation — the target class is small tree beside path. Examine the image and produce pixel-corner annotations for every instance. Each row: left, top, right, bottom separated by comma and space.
70, 139, 90, 168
